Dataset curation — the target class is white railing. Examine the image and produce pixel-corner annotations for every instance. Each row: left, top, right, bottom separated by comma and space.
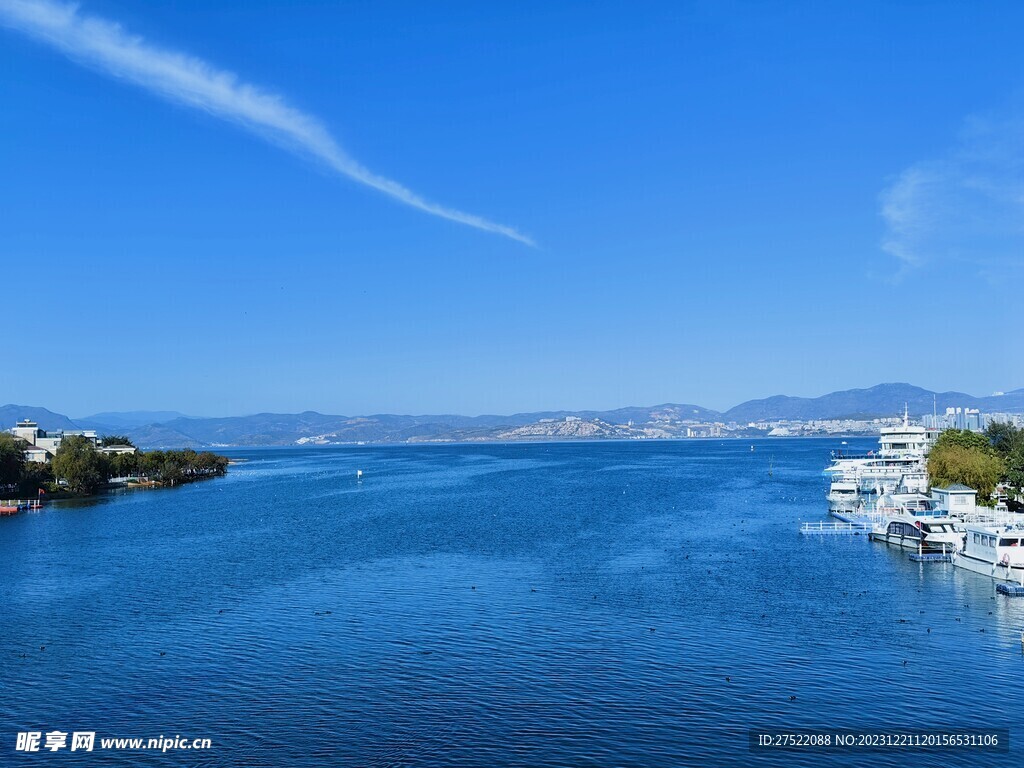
801, 521, 873, 534
953, 509, 1022, 527
0, 499, 43, 509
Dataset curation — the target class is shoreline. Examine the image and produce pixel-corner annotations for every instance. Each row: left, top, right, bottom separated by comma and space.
168, 433, 877, 452
0, 473, 228, 510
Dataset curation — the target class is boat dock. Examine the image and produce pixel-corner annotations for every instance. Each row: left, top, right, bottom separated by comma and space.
0, 499, 44, 515
800, 521, 872, 535
908, 552, 953, 562
995, 583, 1024, 597
831, 510, 885, 526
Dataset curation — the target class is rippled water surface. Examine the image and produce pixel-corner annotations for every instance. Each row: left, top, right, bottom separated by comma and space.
2, 439, 1022, 766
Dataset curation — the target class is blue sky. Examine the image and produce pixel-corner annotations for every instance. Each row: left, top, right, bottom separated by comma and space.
2, 0, 1022, 417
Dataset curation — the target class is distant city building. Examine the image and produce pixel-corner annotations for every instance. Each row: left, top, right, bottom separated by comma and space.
683, 423, 722, 438
922, 407, 992, 432
918, 407, 1024, 431
987, 412, 1024, 428
7, 420, 135, 463
10, 419, 100, 460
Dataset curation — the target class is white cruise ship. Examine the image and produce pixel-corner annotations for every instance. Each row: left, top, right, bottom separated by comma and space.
824, 409, 939, 518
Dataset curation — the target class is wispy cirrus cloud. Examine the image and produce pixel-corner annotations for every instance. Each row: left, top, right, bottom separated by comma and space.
880, 112, 1024, 279
0, 0, 534, 245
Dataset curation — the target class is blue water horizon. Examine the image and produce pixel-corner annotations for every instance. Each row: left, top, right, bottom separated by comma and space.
2, 438, 1021, 766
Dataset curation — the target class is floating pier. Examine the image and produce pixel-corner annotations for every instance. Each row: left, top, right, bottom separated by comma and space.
800, 521, 872, 535
908, 552, 953, 563
995, 583, 1024, 597
0, 499, 43, 516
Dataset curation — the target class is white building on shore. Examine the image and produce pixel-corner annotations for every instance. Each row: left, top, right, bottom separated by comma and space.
7, 420, 135, 463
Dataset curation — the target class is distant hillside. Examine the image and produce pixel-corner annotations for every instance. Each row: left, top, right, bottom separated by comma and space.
75, 410, 189, 431
0, 404, 79, 432
124, 404, 720, 447
5, 386, 1023, 447
120, 423, 208, 448
502, 404, 720, 425
724, 383, 1024, 422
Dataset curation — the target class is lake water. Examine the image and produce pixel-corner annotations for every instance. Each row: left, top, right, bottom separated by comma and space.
2, 438, 1022, 766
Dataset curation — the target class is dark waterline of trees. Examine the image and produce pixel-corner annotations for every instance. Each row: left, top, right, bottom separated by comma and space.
0, 433, 229, 496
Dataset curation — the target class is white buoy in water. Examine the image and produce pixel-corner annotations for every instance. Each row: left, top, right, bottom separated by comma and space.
356, 469, 363, 480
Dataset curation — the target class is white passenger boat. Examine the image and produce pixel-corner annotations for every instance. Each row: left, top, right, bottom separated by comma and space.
868, 494, 961, 553
826, 480, 860, 515
953, 525, 1024, 584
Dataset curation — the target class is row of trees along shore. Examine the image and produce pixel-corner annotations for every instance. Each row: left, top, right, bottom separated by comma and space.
927, 423, 1024, 507
0, 433, 228, 496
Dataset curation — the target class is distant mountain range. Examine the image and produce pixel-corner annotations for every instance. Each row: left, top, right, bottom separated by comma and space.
3, 383, 1023, 448
0, 404, 78, 432
74, 410, 190, 431
720, 383, 1024, 422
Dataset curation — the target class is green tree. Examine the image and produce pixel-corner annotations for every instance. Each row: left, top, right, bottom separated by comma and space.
196, 451, 228, 476
52, 435, 109, 494
928, 429, 1005, 502
985, 422, 1024, 500
18, 461, 54, 496
160, 454, 184, 485
1006, 446, 1024, 497
0, 433, 26, 490
933, 429, 992, 453
140, 450, 165, 478
985, 421, 1022, 455
100, 435, 135, 447
111, 451, 140, 478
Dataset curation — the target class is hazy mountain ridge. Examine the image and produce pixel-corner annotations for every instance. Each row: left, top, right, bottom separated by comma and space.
74, 410, 190, 431
0, 404, 78, 432
722, 383, 1024, 422
3, 385, 1022, 448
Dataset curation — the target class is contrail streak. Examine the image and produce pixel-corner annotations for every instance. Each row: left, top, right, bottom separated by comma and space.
0, 0, 534, 245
